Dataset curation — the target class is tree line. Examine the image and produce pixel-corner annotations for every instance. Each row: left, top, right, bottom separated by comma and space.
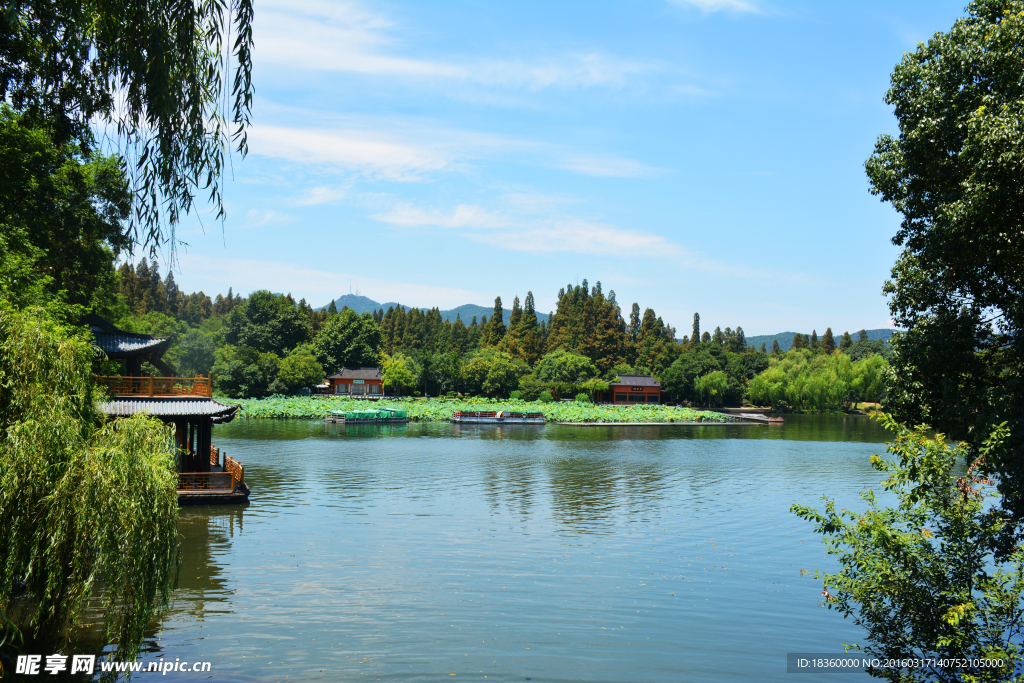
107, 265, 891, 408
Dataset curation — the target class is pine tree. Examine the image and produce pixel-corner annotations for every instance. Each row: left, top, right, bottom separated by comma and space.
482, 297, 506, 346
629, 304, 641, 343
858, 329, 869, 343
840, 331, 854, 351
760, 342, 767, 353
821, 327, 836, 353
736, 326, 746, 351
701, 331, 711, 343
692, 313, 700, 346
792, 333, 806, 350
772, 339, 781, 355
810, 329, 819, 348
712, 326, 725, 346
327, 300, 338, 315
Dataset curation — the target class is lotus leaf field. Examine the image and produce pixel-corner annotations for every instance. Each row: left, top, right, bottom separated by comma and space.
227, 396, 733, 423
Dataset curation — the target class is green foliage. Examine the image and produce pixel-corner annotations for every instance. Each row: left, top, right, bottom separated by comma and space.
534, 349, 599, 385
174, 330, 216, 377
0, 0, 255, 249
793, 417, 1024, 680
211, 345, 280, 399
847, 338, 892, 362
747, 349, 887, 411
694, 370, 728, 407
273, 345, 324, 395
864, 0, 1024, 544
382, 352, 416, 396
574, 392, 591, 404
312, 308, 381, 375
546, 281, 629, 374
539, 391, 554, 403
225, 290, 311, 356
0, 106, 130, 310
0, 306, 178, 665
509, 390, 521, 400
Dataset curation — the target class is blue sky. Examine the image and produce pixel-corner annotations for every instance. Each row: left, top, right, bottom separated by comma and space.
170, 0, 967, 336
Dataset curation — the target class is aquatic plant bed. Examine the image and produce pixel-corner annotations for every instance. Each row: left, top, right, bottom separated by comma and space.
228, 396, 733, 423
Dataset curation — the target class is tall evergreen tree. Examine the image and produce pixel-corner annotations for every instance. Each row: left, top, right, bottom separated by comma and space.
840, 330, 854, 351
858, 329, 869, 343
629, 303, 642, 343
692, 313, 700, 346
482, 297, 506, 346
772, 339, 781, 355
810, 329, 819, 348
821, 327, 836, 353
792, 333, 807, 350
327, 300, 338, 315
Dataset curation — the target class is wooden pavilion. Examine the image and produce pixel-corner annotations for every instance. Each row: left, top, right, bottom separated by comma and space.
325, 367, 384, 397
601, 374, 665, 404
86, 315, 248, 504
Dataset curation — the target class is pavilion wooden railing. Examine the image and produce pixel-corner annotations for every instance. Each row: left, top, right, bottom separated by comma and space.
95, 375, 212, 397
178, 472, 235, 492
224, 454, 244, 486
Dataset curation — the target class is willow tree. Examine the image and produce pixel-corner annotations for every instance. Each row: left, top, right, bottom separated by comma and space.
0, 307, 179, 664
0, 0, 255, 251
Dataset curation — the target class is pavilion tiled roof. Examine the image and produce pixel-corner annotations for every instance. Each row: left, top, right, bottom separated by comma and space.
82, 313, 173, 358
98, 396, 239, 423
609, 375, 661, 387
326, 367, 382, 380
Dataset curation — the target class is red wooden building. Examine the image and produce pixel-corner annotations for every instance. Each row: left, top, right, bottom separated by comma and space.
601, 375, 665, 404
326, 367, 384, 397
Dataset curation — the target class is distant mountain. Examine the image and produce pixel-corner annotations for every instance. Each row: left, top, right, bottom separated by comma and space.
319, 294, 549, 325
746, 328, 898, 352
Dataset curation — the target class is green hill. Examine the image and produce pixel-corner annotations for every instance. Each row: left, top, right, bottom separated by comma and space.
746, 328, 897, 352
319, 294, 548, 325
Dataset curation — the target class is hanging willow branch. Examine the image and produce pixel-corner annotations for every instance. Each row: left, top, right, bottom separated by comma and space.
0, 306, 180, 668
0, 0, 255, 255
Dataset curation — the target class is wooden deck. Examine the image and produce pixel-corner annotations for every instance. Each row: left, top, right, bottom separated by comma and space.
96, 375, 212, 397
177, 446, 249, 505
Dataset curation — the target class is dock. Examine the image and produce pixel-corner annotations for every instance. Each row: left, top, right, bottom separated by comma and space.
451, 410, 545, 424
555, 420, 769, 427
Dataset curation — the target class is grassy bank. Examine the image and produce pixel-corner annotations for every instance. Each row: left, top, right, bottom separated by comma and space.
227, 396, 732, 423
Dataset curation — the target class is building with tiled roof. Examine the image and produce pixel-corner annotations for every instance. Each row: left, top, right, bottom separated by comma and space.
325, 367, 384, 397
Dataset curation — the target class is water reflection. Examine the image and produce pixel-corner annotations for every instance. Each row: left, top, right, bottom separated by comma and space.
168, 507, 245, 624
149, 414, 895, 682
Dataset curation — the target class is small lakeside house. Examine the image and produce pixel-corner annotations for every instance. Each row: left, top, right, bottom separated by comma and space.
602, 374, 665, 404
326, 367, 384, 397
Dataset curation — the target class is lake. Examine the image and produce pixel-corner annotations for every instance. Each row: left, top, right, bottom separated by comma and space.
153, 415, 893, 682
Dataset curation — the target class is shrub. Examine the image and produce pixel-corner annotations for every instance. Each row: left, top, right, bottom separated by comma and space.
574, 392, 591, 403
509, 390, 521, 400
539, 391, 553, 403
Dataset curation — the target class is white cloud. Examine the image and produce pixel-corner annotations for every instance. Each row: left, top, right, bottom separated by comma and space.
247, 124, 455, 181
176, 253, 487, 309
255, 1, 661, 89
372, 203, 514, 229
232, 209, 291, 230
370, 199, 817, 284
246, 116, 660, 181
370, 203, 681, 257
557, 156, 664, 178
292, 184, 352, 206
668, 0, 762, 12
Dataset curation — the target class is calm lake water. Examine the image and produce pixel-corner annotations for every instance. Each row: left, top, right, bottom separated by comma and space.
154, 415, 894, 682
